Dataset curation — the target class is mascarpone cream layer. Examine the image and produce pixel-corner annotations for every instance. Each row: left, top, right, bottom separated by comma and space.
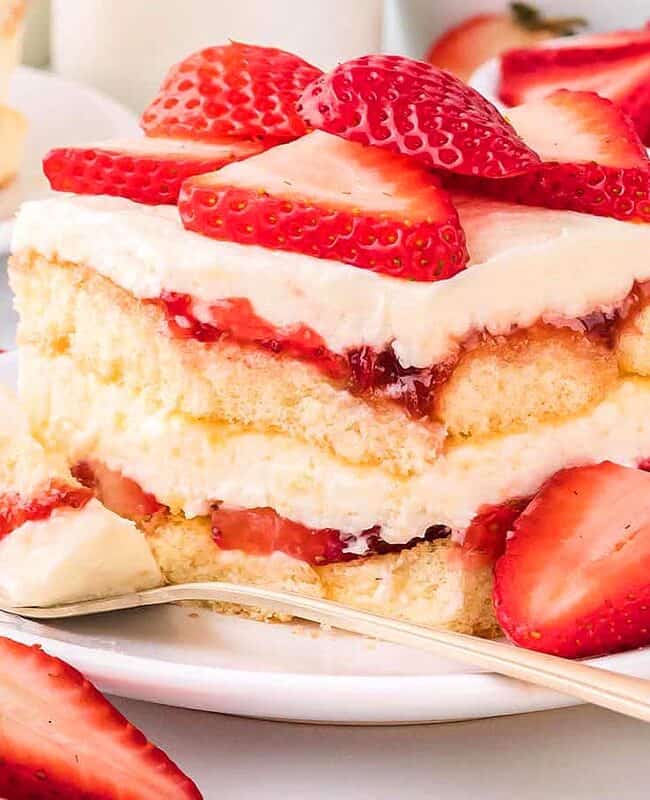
13, 194, 650, 369
21, 350, 650, 544
0, 498, 162, 606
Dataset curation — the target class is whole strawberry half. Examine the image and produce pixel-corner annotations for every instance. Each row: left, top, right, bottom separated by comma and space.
452, 90, 650, 222
297, 54, 541, 178
141, 41, 322, 144
43, 137, 265, 205
179, 130, 468, 282
0, 636, 201, 798
499, 26, 650, 144
494, 461, 650, 659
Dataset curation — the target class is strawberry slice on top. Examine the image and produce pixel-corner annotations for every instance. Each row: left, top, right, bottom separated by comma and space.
141, 41, 322, 144
179, 130, 468, 281
0, 636, 201, 798
499, 26, 650, 144
297, 54, 541, 178
455, 90, 650, 222
43, 137, 266, 205
494, 461, 650, 659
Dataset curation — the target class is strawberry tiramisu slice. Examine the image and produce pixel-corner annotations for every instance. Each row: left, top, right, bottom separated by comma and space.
0, 385, 161, 606
0, 0, 25, 187
11, 47, 650, 649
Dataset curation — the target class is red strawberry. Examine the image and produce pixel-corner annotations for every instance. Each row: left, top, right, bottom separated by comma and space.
426, 3, 586, 82
499, 27, 650, 143
43, 137, 265, 205
0, 481, 92, 539
212, 505, 347, 565
453, 91, 650, 222
494, 461, 650, 659
179, 130, 468, 282
141, 41, 321, 144
297, 54, 540, 178
72, 461, 164, 521
462, 497, 530, 562
0, 636, 201, 798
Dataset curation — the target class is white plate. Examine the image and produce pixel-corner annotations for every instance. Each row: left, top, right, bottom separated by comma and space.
0, 66, 139, 250
1, 349, 650, 724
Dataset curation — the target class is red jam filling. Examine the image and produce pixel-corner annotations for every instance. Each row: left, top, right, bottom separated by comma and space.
156, 292, 453, 418
0, 481, 92, 540
72, 461, 163, 521
155, 285, 644, 420
211, 505, 449, 566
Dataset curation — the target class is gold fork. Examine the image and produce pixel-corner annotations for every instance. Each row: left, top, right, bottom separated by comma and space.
3, 580, 650, 722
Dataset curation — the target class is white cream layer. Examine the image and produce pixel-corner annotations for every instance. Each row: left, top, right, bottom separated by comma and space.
13, 194, 650, 369
0, 498, 162, 607
22, 350, 650, 545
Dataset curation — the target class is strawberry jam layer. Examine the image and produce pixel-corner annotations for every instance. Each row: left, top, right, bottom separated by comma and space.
155, 283, 647, 420
158, 292, 453, 418
211, 505, 449, 566
0, 481, 92, 540
72, 461, 164, 521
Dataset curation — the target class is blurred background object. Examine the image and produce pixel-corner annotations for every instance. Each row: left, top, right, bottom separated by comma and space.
22, 0, 48, 66
385, 0, 650, 61
50, 0, 383, 111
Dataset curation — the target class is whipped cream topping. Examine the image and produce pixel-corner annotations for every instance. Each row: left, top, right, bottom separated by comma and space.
25, 349, 650, 545
0, 498, 162, 606
13, 194, 650, 368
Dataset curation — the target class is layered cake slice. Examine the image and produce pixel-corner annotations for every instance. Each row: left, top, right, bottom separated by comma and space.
11, 47, 650, 652
0, 386, 161, 606
0, 0, 25, 187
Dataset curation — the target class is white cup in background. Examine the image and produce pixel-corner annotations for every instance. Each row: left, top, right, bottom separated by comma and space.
50, 0, 383, 112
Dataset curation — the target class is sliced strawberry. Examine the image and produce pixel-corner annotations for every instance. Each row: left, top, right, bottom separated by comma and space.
494, 461, 650, 658
454, 91, 650, 222
211, 505, 348, 565
0, 636, 201, 798
72, 461, 164, 521
462, 497, 531, 562
0, 481, 92, 539
426, 4, 585, 82
297, 54, 540, 178
43, 137, 265, 205
141, 41, 321, 144
211, 506, 448, 565
179, 130, 468, 281
498, 27, 650, 143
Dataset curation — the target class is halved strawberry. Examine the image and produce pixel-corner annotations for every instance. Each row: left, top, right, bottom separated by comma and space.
494, 461, 650, 659
0, 636, 201, 798
426, 3, 586, 82
141, 41, 321, 144
179, 130, 468, 281
72, 461, 163, 521
43, 137, 265, 205
454, 91, 650, 222
297, 54, 540, 178
499, 27, 650, 143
